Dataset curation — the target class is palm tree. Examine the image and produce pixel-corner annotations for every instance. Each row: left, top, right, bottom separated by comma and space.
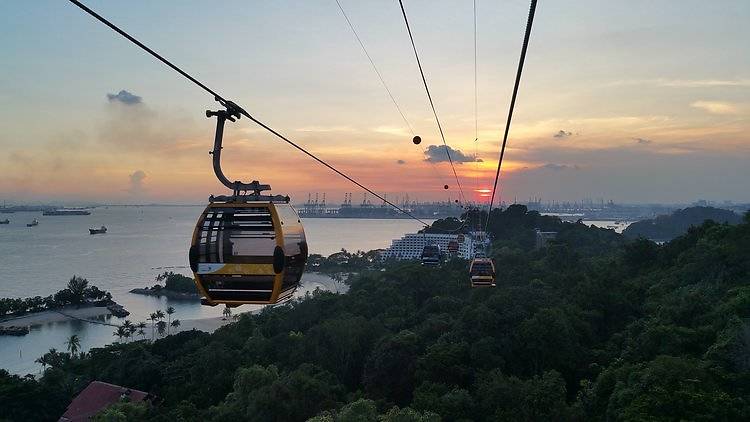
113, 326, 126, 343
166, 306, 175, 334
155, 309, 165, 322
38, 348, 65, 369
156, 320, 167, 337
123, 320, 137, 340
35, 354, 49, 371
67, 276, 89, 305
149, 313, 157, 341
121, 320, 134, 343
170, 319, 181, 334
222, 305, 232, 320
64, 334, 81, 356
137, 321, 147, 340
128, 325, 137, 341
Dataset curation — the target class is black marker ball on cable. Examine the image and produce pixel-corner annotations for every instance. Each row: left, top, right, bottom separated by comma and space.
444, 185, 449, 190
412, 136, 421, 145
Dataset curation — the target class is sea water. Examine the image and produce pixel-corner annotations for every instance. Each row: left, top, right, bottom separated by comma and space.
0, 206, 428, 374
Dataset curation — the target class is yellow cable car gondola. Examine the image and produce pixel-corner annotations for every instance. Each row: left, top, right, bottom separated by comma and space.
469, 257, 495, 287
189, 100, 308, 306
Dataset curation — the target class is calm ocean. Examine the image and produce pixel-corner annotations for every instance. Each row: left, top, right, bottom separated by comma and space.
0, 206, 429, 375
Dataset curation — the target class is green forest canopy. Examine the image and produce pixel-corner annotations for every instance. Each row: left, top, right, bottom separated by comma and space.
2, 207, 749, 421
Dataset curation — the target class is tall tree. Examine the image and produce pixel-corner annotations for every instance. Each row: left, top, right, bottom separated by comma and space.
66, 276, 89, 305
166, 306, 175, 334
64, 334, 81, 356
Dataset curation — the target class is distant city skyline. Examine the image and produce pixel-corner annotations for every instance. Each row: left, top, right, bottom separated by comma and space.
1, 0, 748, 204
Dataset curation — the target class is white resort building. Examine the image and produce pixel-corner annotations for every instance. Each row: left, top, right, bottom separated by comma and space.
383, 232, 489, 260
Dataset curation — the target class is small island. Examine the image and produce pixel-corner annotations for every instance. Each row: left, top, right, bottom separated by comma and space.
130, 271, 201, 300
0, 276, 127, 335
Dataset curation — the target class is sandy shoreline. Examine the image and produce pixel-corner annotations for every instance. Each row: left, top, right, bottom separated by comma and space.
1, 272, 348, 333
0, 305, 113, 328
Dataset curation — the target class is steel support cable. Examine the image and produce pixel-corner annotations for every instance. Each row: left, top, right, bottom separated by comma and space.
67, 0, 429, 226
473, 0, 481, 231
333, 0, 449, 200
397, 0, 467, 206
484, 0, 537, 232
334, 0, 414, 136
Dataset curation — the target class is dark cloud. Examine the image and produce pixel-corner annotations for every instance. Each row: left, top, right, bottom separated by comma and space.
553, 130, 573, 139
128, 170, 147, 194
423, 145, 478, 164
539, 163, 580, 171
634, 137, 653, 144
396, 159, 406, 165
107, 90, 142, 105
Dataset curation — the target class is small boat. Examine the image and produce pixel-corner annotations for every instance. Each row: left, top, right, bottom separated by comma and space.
89, 226, 107, 235
27, 219, 39, 227
0, 219, 9, 224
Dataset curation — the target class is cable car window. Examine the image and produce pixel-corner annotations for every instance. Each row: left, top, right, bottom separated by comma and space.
197, 211, 223, 263
222, 207, 277, 263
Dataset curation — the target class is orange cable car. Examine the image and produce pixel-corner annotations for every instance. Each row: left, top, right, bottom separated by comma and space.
190, 101, 308, 306
469, 257, 496, 287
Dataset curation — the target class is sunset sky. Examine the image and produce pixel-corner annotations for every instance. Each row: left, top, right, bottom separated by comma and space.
1, 0, 748, 205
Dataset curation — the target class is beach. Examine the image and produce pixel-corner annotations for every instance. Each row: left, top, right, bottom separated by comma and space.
0, 305, 114, 329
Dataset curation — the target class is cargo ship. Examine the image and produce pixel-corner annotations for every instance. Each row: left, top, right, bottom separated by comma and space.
42, 208, 91, 216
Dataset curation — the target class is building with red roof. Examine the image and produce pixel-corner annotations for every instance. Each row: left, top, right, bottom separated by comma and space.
58, 381, 153, 422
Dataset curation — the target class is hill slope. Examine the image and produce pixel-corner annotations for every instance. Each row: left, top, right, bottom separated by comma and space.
623, 206, 742, 241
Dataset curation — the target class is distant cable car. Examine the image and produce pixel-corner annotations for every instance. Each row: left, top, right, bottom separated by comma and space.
190, 101, 308, 306
421, 244, 442, 266
469, 257, 495, 287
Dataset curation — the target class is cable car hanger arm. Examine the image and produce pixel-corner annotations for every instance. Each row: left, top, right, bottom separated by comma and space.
206, 99, 269, 194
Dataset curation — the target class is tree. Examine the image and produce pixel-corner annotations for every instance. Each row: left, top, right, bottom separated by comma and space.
92, 402, 149, 421
602, 356, 741, 421
363, 330, 420, 405
35, 354, 49, 371
170, 319, 181, 333
474, 369, 572, 421
222, 305, 232, 320
66, 276, 89, 305
137, 321, 147, 340
113, 326, 126, 343
166, 306, 175, 334
156, 321, 167, 338
121, 320, 134, 343
64, 335, 81, 356
148, 313, 157, 341
36, 348, 68, 369
216, 364, 344, 421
